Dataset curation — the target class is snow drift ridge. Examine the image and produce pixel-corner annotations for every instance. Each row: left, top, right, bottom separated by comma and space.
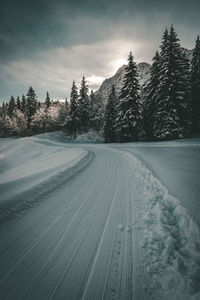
122, 150, 200, 300
0, 138, 94, 224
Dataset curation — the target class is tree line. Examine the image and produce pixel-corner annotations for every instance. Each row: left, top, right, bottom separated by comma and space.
0, 25, 200, 141
0, 78, 104, 138
104, 26, 200, 142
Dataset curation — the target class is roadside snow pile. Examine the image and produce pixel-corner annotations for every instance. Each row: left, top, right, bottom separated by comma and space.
36, 131, 104, 144
34, 131, 71, 144
123, 151, 200, 300
75, 131, 104, 143
0, 135, 92, 223
122, 138, 200, 227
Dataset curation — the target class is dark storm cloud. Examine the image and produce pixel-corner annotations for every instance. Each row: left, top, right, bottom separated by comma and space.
0, 0, 200, 101
1, 0, 200, 62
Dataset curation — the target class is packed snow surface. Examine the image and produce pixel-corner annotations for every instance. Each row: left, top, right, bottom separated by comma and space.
0, 132, 200, 300
0, 133, 88, 222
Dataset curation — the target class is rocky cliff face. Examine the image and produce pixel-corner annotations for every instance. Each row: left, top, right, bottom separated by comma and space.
95, 62, 151, 102
183, 48, 194, 61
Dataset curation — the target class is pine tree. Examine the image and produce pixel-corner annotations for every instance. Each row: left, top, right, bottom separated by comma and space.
37, 101, 41, 109
21, 94, 27, 116
0, 114, 13, 137
16, 96, 21, 110
116, 52, 142, 142
90, 91, 104, 132
7, 96, 16, 118
78, 76, 90, 132
68, 81, 79, 138
191, 35, 200, 133
26, 87, 37, 128
104, 85, 118, 142
89, 90, 96, 123
152, 26, 191, 140
1, 102, 6, 114
144, 51, 160, 139
1, 102, 8, 115
65, 98, 69, 114
45, 91, 51, 109
59, 98, 69, 128
178, 50, 191, 133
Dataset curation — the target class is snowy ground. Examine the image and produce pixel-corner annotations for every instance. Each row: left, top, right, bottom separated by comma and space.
0, 134, 89, 223
114, 138, 200, 227
0, 132, 200, 300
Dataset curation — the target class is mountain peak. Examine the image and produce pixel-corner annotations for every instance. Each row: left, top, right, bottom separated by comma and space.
95, 62, 151, 102
115, 64, 126, 75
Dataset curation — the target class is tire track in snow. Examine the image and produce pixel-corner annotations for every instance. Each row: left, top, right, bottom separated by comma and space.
0, 154, 96, 259
0, 151, 98, 298
5, 170, 105, 300
23, 160, 107, 299
0, 152, 106, 300
80, 149, 137, 300
0, 149, 94, 224
102, 177, 127, 299
80, 163, 120, 300
101, 157, 133, 300
48, 154, 116, 300
119, 172, 134, 300
107, 148, 152, 300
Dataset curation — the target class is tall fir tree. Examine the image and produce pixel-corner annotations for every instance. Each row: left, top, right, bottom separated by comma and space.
65, 98, 69, 111
7, 96, 16, 118
16, 96, 21, 110
26, 87, 37, 128
37, 101, 41, 109
152, 26, 191, 140
78, 76, 90, 132
45, 91, 51, 109
1, 102, 6, 114
21, 94, 27, 116
144, 51, 160, 139
104, 85, 118, 142
68, 81, 79, 138
191, 35, 200, 133
116, 52, 142, 142
90, 91, 104, 132
89, 90, 96, 124
59, 98, 69, 128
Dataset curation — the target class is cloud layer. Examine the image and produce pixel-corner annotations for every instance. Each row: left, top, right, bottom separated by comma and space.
0, 0, 199, 102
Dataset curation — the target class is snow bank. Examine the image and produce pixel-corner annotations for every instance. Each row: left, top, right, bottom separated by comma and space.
0, 134, 93, 223
123, 151, 200, 300
33, 131, 80, 144
75, 131, 104, 143
35, 131, 104, 144
121, 138, 200, 227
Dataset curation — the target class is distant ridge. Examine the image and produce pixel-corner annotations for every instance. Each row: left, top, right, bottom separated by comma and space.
95, 48, 193, 103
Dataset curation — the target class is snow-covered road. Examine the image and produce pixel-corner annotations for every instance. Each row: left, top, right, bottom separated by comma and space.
0, 135, 200, 300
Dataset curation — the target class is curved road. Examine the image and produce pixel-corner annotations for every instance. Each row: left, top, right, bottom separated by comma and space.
0, 145, 176, 299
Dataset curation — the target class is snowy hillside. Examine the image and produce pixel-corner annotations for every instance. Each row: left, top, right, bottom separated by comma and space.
0, 132, 91, 223
0, 132, 200, 299
95, 62, 151, 102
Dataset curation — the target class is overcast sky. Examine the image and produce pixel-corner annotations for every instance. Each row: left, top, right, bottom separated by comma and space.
0, 0, 199, 103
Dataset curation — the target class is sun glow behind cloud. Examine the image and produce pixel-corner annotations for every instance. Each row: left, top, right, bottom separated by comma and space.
0, 38, 145, 100
86, 75, 105, 91
0, 0, 199, 102
112, 58, 127, 73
